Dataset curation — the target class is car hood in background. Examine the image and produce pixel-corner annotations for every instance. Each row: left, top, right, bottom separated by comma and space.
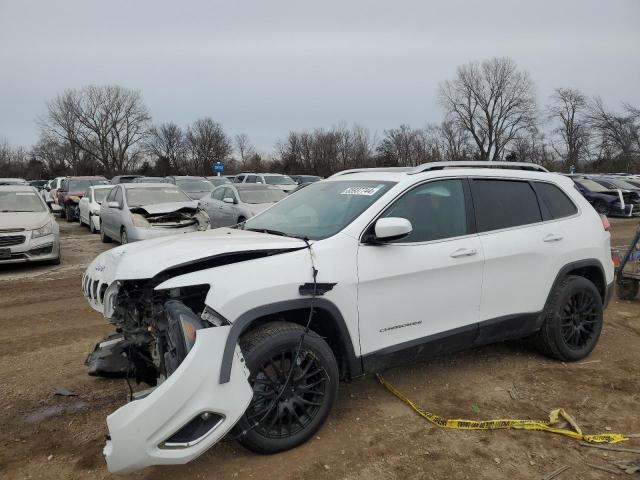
184, 191, 211, 200
0, 211, 51, 230
86, 227, 307, 282
130, 201, 199, 215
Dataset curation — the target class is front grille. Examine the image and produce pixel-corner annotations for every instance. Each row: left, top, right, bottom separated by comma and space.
0, 235, 25, 247
0, 228, 25, 233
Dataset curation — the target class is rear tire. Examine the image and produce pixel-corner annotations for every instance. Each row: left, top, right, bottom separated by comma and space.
616, 279, 639, 300
120, 228, 128, 244
59, 205, 66, 219
535, 275, 603, 361
237, 216, 247, 225
234, 321, 338, 454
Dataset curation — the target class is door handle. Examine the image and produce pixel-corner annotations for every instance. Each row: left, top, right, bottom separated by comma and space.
218, 206, 224, 209
543, 233, 563, 243
450, 248, 478, 258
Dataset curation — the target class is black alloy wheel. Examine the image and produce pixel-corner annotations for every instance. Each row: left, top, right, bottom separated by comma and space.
247, 348, 328, 440
560, 291, 599, 349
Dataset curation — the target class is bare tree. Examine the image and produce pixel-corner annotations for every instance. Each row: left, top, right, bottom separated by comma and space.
145, 122, 186, 174
185, 118, 232, 175
39, 85, 150, 175
439, 57, 537, 160
547, 88, 589, 172
587, 98, 640, 172
234, 133, 255, 170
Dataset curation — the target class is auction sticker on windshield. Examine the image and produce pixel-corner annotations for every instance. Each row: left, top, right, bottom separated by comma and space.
341, 186, 382, 196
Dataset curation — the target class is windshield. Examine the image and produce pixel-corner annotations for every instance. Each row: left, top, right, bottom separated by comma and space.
264, 176, 296, 186
0, 190, 47, 212
576, 179, 610, 192
176, 179, 214, 192
126, 187, 192, 207
93, 189, 111, 203
244, 180, 395, 240
69, 179, 107, 191
208, 177, 231, 186
238, 188, 287, 204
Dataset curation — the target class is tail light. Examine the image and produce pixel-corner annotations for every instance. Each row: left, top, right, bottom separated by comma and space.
600, 214, 610, 232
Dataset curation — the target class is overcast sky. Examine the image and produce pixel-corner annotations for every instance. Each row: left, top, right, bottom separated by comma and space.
1, 0, 639, 151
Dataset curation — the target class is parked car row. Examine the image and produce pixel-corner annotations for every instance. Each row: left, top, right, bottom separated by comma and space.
568, 173, 640, 217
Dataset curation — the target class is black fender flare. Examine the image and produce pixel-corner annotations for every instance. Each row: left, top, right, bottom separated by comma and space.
543, 259, 608, 317
219, 298, 361, 384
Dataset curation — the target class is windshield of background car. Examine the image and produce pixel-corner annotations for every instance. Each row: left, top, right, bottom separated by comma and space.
69, 179, 107, 191
93, 189, 111, 203
244, 180, 396, 240
606, 179, 638, 189
264, 176, 296, 185
577, 179, 609, 192
238, 188, 287, 204
125, 187, 192, 207
0, 190, 47, 212
176, 179, 214, 192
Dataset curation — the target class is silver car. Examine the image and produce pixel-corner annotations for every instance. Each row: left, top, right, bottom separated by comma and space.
199, 183, 287, 227
99, 183, 210, 244
0, 185, 61, 264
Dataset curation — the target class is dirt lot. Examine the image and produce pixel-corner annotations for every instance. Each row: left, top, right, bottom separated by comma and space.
1, 218, 639, 480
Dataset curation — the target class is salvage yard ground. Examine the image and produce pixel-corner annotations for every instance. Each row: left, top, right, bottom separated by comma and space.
1, 219, 639, 480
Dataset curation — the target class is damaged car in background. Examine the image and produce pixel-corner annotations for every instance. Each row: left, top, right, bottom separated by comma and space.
82, 162, 613, 474
98, 183, 209, 244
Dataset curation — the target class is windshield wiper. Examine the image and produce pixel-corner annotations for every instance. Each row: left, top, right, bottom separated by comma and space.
245, 228, 309, 241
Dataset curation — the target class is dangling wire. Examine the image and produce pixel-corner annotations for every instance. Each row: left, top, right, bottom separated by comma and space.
234, 237, 319, 439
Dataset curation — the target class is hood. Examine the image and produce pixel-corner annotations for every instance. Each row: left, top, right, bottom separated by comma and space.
273, 185, 295, 192
130, 201, 199, 215
86, 228, 306, 283
0, 211, 51, 230
68, 190, 86, 197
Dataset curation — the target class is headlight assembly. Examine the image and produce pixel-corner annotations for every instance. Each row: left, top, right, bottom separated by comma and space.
131, 213, 150, 228
103, 281, 122, 319
32, 220, 53, 238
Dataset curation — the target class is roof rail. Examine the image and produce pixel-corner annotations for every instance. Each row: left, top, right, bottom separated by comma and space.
409, 161, 549, 174
330, 167, 414, 177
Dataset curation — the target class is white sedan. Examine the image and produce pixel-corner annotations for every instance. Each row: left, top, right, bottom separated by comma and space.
79, 185, 114, 233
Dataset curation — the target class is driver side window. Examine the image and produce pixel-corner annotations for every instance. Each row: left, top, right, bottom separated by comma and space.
114, 187, 123, 206
212, 187, 226, 200
381, 179, 469, 243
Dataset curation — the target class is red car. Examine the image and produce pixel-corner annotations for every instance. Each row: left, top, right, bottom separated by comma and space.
57, 176, 109, 221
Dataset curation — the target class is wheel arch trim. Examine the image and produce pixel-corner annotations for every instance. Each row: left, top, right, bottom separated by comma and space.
219, 298, 361, 384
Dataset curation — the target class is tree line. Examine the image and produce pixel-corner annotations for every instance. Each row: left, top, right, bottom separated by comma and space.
2, 57, 639, 179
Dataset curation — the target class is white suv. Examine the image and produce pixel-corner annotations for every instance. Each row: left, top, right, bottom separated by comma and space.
235, 172, 297, 193
82, 162, 613, 473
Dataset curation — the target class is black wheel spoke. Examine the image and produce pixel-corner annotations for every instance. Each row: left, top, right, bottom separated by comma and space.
247, 346, 328, 439
560, 289, 601, 350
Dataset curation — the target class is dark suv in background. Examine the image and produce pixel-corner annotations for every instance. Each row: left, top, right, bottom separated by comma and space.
570, 176, 640, 217
58, 176, 109, 221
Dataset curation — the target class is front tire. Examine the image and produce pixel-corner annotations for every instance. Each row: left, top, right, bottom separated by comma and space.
594, 200, 610, 216
100, 227, 112, 243
234, 321, 339, 454
535, 275, 603, 361
616, 279, 639, 300
89, 216, 97, 234
120, 228, 128, 244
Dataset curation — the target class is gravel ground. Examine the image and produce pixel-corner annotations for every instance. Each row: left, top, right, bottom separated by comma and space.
0, 217, 639, 480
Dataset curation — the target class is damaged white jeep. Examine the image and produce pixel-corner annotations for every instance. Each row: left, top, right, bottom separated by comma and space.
82, 162, 613, 474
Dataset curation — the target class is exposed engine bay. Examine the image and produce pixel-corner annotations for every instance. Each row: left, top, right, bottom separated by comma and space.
87, 280, 218, 386
129, 206, 209, 230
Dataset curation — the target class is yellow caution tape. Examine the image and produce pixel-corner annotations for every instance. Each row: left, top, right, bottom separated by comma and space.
377, 374, 627, 444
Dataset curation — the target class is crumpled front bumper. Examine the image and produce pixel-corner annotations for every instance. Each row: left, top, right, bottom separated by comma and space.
104, 325, 253, 474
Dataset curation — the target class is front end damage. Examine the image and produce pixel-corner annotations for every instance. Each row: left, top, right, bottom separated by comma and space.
82, 278, 253, 473
130, 205, 210, 231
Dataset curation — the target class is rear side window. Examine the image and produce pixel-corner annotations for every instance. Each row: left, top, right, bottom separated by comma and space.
471, 179, 542, 232
533, 182, 578, 219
